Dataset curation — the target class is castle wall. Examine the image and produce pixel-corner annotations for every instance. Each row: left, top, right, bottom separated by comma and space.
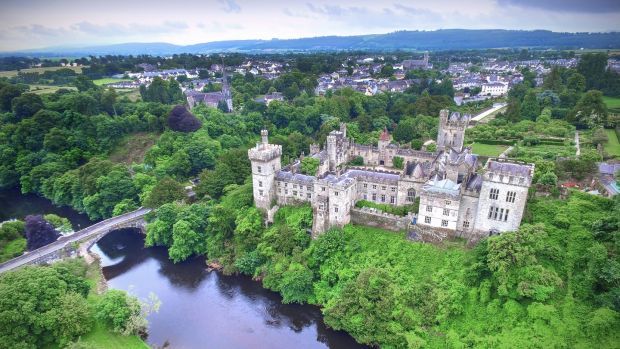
418, 192, 461, 231
350, 207, 410, 232
456, 193, 480, 234
473, 173, 530, 234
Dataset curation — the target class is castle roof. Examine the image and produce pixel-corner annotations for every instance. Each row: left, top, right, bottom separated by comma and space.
465, 173, 483, 192
487, 160, 533, 179
422, 178, 461, 197
344, 169, 400, 184
447, 111, 471, 123
448, 148, 478, 167
275, 170, 315, 185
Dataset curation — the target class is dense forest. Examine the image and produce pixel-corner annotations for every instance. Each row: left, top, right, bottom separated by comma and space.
0, 51, 619, 347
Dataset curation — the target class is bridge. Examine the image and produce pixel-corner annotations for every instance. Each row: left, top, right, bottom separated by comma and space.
0, 207, 151, 274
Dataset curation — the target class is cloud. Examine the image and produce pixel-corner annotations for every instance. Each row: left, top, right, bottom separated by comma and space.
71, 21, 188, 36
219, 0, 241, 13
496, 0, 620, 13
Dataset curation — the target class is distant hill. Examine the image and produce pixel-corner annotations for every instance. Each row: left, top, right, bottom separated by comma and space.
4, 29, 620, 56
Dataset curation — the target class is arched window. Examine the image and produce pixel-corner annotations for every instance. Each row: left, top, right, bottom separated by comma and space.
407, 189, 416, 202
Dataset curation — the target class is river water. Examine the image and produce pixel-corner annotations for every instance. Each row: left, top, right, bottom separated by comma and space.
0, 188, 365, 349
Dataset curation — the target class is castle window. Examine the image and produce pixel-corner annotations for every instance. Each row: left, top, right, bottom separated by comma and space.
391, 187, 396, 192
372, 193, 377, 201
382, 186, 386, 190
390, 196, 395, 204
499, 208, 505, 220
307, 186, 312, 190
307, 193, 311, 199
257, 166, 262, 173
293, 184, 297, 189
509, 176, 514, 183
499, 175, 504, 182
334, 207, 339, 213
293, 191, 297, 196
322, 187, 326, 191
519, 178, 524, 185
426, 205, 432, 213
488, 206, 500, 220
285, 183, 288, 187
489, 173, 494, 180
319, 204, 323, 210
372, 185, 377, 189
441, 220, 448, 227
445, 200, 451, 205
407, 189, 415, 202
258, 181, 263, 187
443, 208, 449, 216
335, 191, 339, 196
489, 188, 499, 200
259, 190, 263, 196
425, 216, 431, 224
363, 194, 367, 200
504, 209, 509, 221
363, 183, 368, 188
381, 195, 386, 202
285, 190, 288, 194
463, 221, 470, 228
506, 191, 516, 203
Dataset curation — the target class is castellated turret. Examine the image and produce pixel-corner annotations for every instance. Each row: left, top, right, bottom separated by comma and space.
436, 109, 471, 152
248, 130, 282, 211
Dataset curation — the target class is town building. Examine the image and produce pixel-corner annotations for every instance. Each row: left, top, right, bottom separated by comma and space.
248, 110, 535, 242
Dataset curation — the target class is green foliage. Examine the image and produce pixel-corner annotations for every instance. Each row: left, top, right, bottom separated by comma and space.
44, 213, 73, 234
355, 199, 415, 217
95, 290, 142, 335
143, 177, 185, 208
392, 156, 404, 169
0, 261, 93, 348
349, 155, 364, 166
300, 156, 319, 175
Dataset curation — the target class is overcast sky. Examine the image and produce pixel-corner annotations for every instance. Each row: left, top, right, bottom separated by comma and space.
1, 0, 619, 51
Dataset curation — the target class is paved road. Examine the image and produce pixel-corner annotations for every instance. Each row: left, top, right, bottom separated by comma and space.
0, 207, 151, 274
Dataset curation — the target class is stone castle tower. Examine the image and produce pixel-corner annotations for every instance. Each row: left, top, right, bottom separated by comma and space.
436, 109, 470, 152
248, 130, 282, 211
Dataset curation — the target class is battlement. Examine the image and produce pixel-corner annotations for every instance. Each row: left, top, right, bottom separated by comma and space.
248, 143, 282, 162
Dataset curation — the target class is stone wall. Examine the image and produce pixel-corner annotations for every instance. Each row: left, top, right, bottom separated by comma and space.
350, 207, 410, 232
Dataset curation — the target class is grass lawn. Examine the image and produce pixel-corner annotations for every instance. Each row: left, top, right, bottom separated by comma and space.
109, 132, 160, 164
116, 88, 142, 102
93, 78, 133, 86
0, 65, 84, 78
603, 96, 620, 114
604, 128, 620, 157
470, 142, 509, 157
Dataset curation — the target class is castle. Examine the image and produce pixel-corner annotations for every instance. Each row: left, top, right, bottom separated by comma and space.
248, 109, 534, 241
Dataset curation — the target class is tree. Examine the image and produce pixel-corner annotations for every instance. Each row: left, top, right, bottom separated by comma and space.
73, 75, 97, 92
521, 90, 540, 121
100, 88, 117, 115
392, 156, 404, 169
167, 105, 202, 132
95, 289, 142, 335
279, 262, 314, 304
11, 93, 43, 120
538, 172, 558, 186
571, 90, 608, 128
301, 157, 319, 175
24, 215, 60, 250
168, 219, 203, 263
0, 84, 24, 111
577, 53, 607, 90
143, 177, 185, 208
0, 263, 92, 348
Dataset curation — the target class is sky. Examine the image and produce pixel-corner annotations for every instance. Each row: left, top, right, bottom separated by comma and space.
0, 0, 619, 51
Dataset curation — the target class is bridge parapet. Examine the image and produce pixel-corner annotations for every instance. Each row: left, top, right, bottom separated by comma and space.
0, 207, 151, 274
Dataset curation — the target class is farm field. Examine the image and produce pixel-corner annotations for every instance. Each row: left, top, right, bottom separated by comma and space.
93, 78, 132, 86
0, 65, 84, 78
604, 129, 620, 157
28, 84, 77, 94
603, 96, 620, 113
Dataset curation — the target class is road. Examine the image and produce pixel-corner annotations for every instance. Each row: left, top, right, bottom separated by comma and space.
0, 207, 151, 274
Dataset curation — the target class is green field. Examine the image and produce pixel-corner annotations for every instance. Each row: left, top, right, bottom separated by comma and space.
604, 129, 620, 157
109, 132, 160, 164
0, 65, 84, 78
93, 78, 132, 86
603, 96, 620, 109
470, 142, 509, 157
28, 84, 77, 95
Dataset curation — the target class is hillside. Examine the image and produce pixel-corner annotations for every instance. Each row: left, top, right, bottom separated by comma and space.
4, 29, 620, 56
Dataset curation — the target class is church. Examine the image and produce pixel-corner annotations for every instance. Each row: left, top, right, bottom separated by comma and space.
248, 109, 534, 241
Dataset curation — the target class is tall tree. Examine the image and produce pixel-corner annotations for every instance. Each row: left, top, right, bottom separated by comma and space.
24, 215, 60, 250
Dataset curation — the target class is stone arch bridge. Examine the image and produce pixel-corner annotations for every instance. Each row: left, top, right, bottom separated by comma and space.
0, 207, 151, 274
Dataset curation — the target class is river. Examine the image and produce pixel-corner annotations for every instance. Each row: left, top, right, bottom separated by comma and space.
0, 188, 365, 349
